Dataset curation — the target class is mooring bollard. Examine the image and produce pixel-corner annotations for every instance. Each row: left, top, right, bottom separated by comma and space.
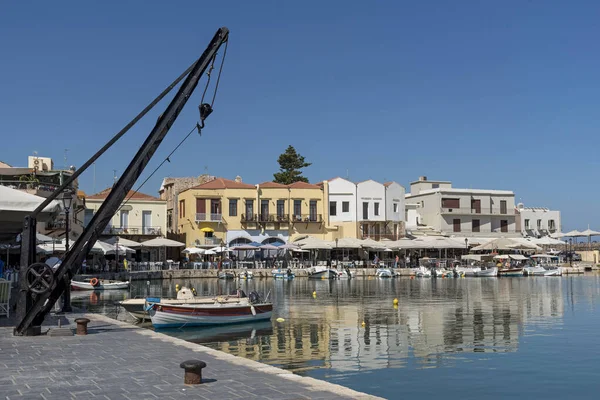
180, 360, 206, 384
74, 318, 90, 335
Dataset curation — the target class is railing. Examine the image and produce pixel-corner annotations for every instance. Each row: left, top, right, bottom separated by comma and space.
102, 226, 162, 235
443, 227, 514, 234
195, 213, 222, 222
291, 214, 322, 223
0, 180, 74, 193
258, 214, 290, 223
193, 237, 221, 246
360, 233, 400, 241
46, 220, 66, 230
440, 207, 514, 215
241, 213, 258, 222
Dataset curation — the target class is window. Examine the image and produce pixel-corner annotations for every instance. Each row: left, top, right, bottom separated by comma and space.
471, 199, 481, 214
329, 201, 337, 216
120, 210, 129, 229
342, 201, 350, 213
84, 209, 94, 227
393, 202, 398, 213
453, 219, 461, 232
500, 200, 507, 214
179, 200, 185, 218
374, 202, 380, 216
442, 198, 460, 209
472, 219, 480, 233
432, 183, 440, 189
277, 200, 285, 218
549, 219, 556, 230
525, 219, 530, 229
537, 219, 542, 229
362, 202, 369, 220
294, 200, 302, 220
245, 199, 254, 218
309, 200, 317, 221
167, 211, 173, 231
260, 199, 269, 221
501, 220, 508, 232
229, 199, 238, 217
210, 199, 221, 214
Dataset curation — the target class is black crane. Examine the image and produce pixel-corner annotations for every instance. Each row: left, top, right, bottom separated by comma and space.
14, 27, 229, 336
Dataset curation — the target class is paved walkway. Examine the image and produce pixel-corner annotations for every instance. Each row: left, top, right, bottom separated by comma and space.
0, 314, 382, 400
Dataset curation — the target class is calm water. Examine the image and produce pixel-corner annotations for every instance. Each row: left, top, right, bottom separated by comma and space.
72, 275, 600, 399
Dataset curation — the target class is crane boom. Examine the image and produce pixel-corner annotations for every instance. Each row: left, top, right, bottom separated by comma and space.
14, 27, 229, 336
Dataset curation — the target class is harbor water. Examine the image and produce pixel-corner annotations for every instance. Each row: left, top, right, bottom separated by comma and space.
71, 275, 600, 399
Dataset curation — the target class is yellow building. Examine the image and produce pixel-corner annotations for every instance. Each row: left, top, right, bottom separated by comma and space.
177, 177, 327, 247
85, 188, 167, 240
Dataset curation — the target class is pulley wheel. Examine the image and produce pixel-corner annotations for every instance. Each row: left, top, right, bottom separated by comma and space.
26, 263, 55, 294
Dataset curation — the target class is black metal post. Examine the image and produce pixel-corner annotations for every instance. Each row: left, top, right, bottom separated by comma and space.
569, 238, 573, 267
61, 207, 72, 313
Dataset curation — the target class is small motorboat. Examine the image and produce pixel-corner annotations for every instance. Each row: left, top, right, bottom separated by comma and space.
308, 266, 338, 279
118, 287, 241, 320
474, 267, 498, 277
71, 278, 129, 291
218, 271, 235, 280
149, 291, 273, 328
523, 266, 547, 276
237, 269, 254, 280
498, 268, 523, 277
376, 268, 393, 278
542, 265, 562, 276
432, 268, 450, 278
272, 268, 295, 280
455, 266, 481, 277
415, 266, 432, 278
337, 267, 354, 279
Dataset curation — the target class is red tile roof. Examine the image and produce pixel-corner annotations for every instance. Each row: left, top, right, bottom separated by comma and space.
288, 181, 322, 189
384, 182, 393, 187
258, 182, 288, 189
87, 187, 163, 201
189, 177, 255, 190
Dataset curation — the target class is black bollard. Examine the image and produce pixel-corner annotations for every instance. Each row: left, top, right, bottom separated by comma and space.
180, 360, 206, 384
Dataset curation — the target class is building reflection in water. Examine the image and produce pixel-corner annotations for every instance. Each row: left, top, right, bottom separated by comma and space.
74, 276, 569, 373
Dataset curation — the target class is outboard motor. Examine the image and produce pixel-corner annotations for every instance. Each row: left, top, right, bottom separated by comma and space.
248, 291, 261, 304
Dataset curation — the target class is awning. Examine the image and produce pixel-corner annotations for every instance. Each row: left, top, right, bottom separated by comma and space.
509, 254, 528, 260
200, 227, 214, 233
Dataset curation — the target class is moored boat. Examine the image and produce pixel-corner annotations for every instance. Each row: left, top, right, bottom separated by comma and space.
237, 270, 254, 280
308, 266, 337, 279
474, 267, 498, 277
218, 271, 235, 280
415, 266, 432, 278
71, 278, 129, 291
542, 266, 563, 276
523, 266, 547, 276
455, 266, 481, 277
272, 268, 295, 279
149, 291, 273, 328
498, 268, 523, 277
376, 268, 393, 278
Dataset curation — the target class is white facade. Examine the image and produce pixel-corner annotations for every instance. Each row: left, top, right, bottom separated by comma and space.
327, 178, 357, 224
517, 204, 561, 237
357, 180, 386, 222
384, 182, 405, 223
406, 177, 518, 237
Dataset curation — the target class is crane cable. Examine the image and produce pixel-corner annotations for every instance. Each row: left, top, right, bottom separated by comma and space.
116, 43, 228, 214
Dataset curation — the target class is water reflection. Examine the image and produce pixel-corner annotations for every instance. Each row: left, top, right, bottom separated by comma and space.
72, 276, 576, 373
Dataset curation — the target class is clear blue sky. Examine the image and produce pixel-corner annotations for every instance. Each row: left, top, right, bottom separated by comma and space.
1, 1, 599, 230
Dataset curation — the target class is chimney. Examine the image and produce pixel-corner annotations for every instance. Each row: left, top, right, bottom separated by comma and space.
234, 175, 242, 183
419, 176, 427, 182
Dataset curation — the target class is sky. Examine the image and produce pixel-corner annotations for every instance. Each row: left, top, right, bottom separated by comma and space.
1, 1, 599, 230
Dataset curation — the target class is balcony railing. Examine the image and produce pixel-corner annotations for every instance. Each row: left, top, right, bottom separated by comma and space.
291, 214, 322, 223
257, 214, 290, 223
241, 213, 258, 222
195, 213, 223, 222
194, 237, 221, 246
443, 227, 514, 234
102, 225, 162, 235
440, 207, 514, 215
361, 233, 400, 241
46, 220, 67, 230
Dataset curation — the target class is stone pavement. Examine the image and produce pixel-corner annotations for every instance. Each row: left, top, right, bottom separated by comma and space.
0, 314, 383, 400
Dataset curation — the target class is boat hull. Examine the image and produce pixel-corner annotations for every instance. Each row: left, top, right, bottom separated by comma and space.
308, 269, 337, 279
376, 269, 393, 278
150, 302, 273, 328
455, 267, 481, 277
118, 296, 244, 320
218, 272, 235, 280
474, 267, 498, 277
71, 280, 130, 290
498, 268, 523, 277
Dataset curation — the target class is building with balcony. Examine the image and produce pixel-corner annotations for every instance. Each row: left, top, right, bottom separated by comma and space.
177, 177, 327, 248
158, 174, 215, 234
516, 203, 561, 238
0, 155, 84, 241
406, 176, 518, 237
85, 188, 166, 240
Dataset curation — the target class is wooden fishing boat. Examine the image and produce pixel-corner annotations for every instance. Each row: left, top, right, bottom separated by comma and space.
218, 271, 235, 280
149, 292, 273, 328
307, 266, 337, 279
474, 267, 498, 277
455, 266, 481, 277
71, 278, 129, 291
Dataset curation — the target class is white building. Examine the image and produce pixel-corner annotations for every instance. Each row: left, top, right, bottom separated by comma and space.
516, 203, 561, 237
384, 181, 405, 239
357, 180, 386, 239
326, 177, 357, 238
406, 176, 518, 238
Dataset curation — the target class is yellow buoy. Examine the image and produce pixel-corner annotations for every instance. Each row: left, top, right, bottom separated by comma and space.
175, 284, 180, 292
394, 304, 398, 310
361, 321, 366, 327
393, 298, 399, 306
276, 317, 285, 323
312, 291, 317, 297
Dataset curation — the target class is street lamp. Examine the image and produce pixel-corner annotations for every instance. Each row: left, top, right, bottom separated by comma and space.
569, 238, 573, 267
61, 189, 73, 313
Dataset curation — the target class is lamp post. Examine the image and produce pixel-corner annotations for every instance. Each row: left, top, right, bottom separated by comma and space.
569, 238, 573, 267
61, 189, 73, 313
335, 238, 339, 267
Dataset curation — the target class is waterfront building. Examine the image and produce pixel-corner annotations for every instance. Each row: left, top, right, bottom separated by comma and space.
177, 177, 327, 248
0, 155, 83, 241
406, 176, 518, 238
515, 203, 561, 238
158, 174, 215, 234
320, 178, 406, 241
85, 188, 166, 241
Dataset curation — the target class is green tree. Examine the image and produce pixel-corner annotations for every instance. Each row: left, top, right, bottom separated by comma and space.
273, 145, 312, 184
